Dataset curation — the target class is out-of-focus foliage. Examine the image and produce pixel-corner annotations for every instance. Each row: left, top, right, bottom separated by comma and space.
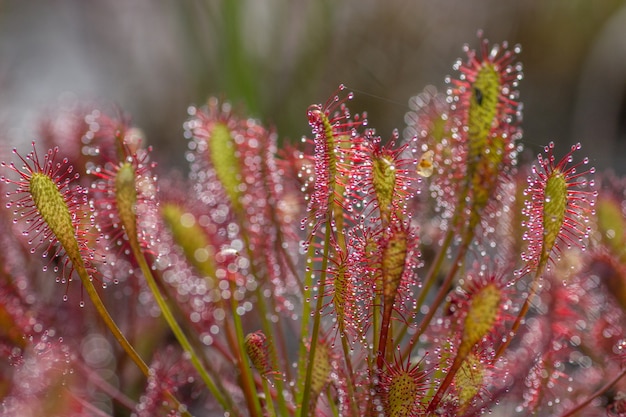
1, 0, 625, 171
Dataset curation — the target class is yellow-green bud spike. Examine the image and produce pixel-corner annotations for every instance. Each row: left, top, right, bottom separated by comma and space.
372, 154, 397, 223
381, 357, 427, 417
309, 341, 332, 408
209, 122, 244, 213
522, 142, 596, 274
161, 203, 217, 284
460, 282, 501, 355
5, 145, 101, 298
115, 162, 139, 242
382, 226, 408, 304
468, 134, 507, 230
467, 64, 500, 166
30, 173, 79, 255
454, 353, 485, 413
540, 170, 567, 270
30, 173, 84, 271
245, 331, 275, 380
386, 370, 422, 416
596, 197, 626, 260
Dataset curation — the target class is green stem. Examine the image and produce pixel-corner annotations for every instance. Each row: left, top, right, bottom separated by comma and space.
261, 378, 278, 417
299, 222, 333, 417
295, 240, 317, 404
81, 272, 150, 376
426, 344, 470, 413
326, 385, 340, 417
129, 239, 233, 412
372, 280, 381, 359
228, 279, 263, 417
78, 269, 192, 417
236, 220, 290, 416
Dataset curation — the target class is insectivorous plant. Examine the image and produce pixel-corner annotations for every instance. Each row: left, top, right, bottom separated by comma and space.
1, 32, 624, 417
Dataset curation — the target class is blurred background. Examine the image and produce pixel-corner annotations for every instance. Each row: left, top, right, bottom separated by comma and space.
1, 0, 625, 172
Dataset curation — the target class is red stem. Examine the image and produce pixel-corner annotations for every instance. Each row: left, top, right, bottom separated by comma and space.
560, 366, 626, 417
426, 347, 469, 413
403, 240, 470, 360
495, 269, 541, 359
376, 299, 395, 370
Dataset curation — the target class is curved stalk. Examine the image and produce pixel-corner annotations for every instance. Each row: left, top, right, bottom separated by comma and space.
129, 238, 234, 412
78, 267, 192, 417
114, 161, 234, 413
79, 269, 150, 377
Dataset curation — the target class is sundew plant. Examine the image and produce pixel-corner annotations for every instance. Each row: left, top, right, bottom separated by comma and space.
1, 33, 625, 417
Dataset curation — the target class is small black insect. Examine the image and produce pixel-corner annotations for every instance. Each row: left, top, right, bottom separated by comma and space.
473, 87, 483, 106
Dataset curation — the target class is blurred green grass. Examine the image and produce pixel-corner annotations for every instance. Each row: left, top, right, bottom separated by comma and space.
1, 0, 625, 171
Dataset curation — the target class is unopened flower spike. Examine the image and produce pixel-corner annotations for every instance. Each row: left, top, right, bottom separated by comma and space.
306, 334, 336, 409
449, 33, 523, 171
302, 84, 366, 236
358, 132, 419, 225
427, 270, 512, 412
245, 331, 280, 381
1, 143, 98, 296
374, 216, 421, 370
448, 34, 524, 238
1, 141, 159, 396
522, 141, 596, 274
318, 241, 361, 340
379, 353, 429, 417
89, 144, 159, 257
